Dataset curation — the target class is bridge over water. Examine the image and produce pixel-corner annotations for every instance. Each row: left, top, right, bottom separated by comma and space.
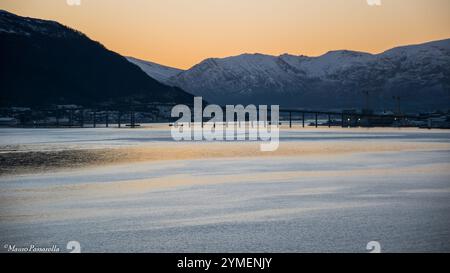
3, 103, 440, 129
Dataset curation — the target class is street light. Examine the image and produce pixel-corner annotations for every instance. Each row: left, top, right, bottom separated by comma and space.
392, 96, 401, 115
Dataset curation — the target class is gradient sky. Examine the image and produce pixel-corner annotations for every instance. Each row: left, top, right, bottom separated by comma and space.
1, 0, 449, 69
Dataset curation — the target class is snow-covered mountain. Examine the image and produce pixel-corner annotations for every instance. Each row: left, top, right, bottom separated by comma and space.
126, 57, 183, 83
132, 39, 450, 112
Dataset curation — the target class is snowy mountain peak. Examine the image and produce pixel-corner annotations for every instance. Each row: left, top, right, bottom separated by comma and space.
126, 57, 183, 83
129, 38, 450, 111
382, 38, 450, 54
198, 58, 220, 67
321, 49, 372, 58
164, 39, 450, 110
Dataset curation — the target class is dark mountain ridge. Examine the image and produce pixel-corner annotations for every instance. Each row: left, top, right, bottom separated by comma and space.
0, 10, 194, 108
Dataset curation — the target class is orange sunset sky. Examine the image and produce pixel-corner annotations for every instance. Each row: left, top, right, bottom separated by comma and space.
1, 0, 449, 69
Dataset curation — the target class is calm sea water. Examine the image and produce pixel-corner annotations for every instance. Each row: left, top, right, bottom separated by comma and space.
0, 127, 449, 252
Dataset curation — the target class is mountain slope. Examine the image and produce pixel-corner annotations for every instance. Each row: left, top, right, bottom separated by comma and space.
126, 57, 183, 83
0, 10, 194, 108
161, 39, 450, 111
